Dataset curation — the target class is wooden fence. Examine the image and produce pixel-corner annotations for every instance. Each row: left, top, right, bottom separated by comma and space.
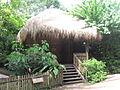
0, 69, 63, 90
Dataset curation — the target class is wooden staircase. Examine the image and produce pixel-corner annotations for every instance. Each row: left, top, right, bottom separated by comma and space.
63, 64, 84, 84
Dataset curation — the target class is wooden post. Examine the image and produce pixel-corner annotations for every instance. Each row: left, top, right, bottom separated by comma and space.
18, 76, 20, 90
85, 42, 89, 60
7, 79, 8, 90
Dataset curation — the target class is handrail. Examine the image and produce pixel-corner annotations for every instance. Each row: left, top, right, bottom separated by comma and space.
73, 53, 87, 81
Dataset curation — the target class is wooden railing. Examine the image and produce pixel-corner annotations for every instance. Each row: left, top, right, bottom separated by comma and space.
0, 68, 63, 90
73, 53, 87, 81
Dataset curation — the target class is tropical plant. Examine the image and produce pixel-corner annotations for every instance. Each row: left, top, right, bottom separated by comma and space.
6, 40, 65, 76
68, 0, 120, 33
82, 58, 107, 83
0, 2, 26, 33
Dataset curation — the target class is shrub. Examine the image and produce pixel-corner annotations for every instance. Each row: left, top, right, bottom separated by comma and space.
0, 2, 26, 33
91, 33, 120, 74
0, 2, 26, 65
0, 30, 15, 65
82, 58, 107, 83
6, 40, 65, 76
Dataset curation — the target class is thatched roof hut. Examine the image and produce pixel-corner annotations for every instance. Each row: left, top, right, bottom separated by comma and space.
17, 8, 101, 64
17, 8, 101, 42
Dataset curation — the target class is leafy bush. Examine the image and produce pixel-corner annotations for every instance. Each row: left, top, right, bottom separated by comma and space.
0, 2, 26, 65
0, 30, 15, 65
0, 2, 26, 33
91, 33, 120, 73
6, 40, 65, 76
82, 58, 107, 83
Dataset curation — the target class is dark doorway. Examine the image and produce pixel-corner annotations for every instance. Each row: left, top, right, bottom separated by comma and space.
60, 39, 73, 64
73, 41, 85, 53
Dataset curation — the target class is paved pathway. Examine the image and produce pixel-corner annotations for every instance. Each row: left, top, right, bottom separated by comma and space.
52, 74, 120, 90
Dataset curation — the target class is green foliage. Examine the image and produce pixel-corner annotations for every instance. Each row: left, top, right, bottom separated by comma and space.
0, 1, 26, 65
68, 0, 120, 33
69, 0, 106, 23
17, 0, 61, 17
68, 0, 120, 75
0, 30, 15, 65
82, 58, 107, 83
0, 2, 26, 33
12, 41, 24, 52
91, 32, 120, 73
6, 40, 65, 76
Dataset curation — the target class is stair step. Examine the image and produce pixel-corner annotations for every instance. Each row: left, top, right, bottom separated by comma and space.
63, 72, 78, 75
63, 80, 84, 85
63, 69, 76, 72
63, 77, 82, 81
64, 64, 73, 66
63, 74, 80, 78
65, 67, 75, 69
63, 64, 84, 85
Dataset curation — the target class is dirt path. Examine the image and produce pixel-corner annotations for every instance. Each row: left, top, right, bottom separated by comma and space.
52, 74, 120, 90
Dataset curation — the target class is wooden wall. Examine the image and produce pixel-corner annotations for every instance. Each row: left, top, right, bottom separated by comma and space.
24, 34, 85, 64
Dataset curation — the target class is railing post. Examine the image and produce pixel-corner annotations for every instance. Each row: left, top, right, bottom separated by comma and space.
61, 68, 63, 85
47, 72, 50, 87
85, 42, 89, 60
73, 53, 87, 81
18, 76, 20, 90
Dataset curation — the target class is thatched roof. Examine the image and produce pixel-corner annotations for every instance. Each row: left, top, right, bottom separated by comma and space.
17, 8, 102, 43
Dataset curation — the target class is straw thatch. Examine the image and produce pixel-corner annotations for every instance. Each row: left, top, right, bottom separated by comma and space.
17, 8, 102, 43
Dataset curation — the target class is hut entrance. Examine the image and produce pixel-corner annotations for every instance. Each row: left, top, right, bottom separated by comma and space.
60, 39, 73, 64
51, 39, 86, 64
50, 39, 87, 64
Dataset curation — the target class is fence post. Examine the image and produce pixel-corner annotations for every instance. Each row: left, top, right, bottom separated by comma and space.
7, 79, 8, 90
47, 72, 50, 87
18, 76, 20, 90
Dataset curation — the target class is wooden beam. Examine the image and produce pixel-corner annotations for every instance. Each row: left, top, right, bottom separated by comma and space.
85, 42, 89, 60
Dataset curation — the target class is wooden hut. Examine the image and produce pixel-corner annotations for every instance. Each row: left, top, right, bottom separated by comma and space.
17, 8, 101, 64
